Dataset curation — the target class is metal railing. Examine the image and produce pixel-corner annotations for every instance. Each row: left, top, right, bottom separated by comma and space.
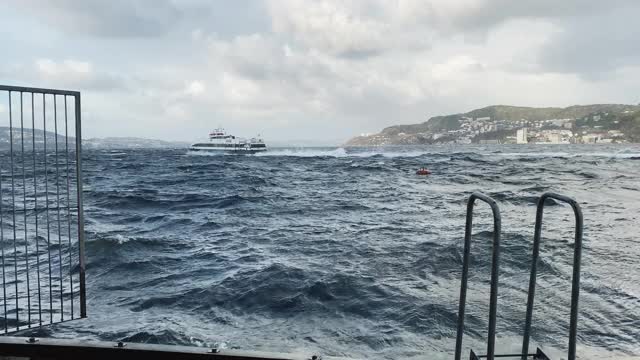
521, 193, 583, 360
457, 192, 583, 360
455, 192, 501, 360
0, 85, 86, 334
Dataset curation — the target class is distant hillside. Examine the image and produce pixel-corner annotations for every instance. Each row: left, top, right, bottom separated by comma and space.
84, 137, 188, 149
620, 110, 640, 142
465, 104, 638, 122
0, 127, 69, 150
345, 104, 640, 146
0, 127, 188, 150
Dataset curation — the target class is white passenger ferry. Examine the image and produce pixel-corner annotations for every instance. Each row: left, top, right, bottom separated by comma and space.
190, 129, 267, 154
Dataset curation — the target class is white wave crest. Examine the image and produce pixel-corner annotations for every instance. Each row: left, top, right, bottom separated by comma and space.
256, 147, 437, 158
496, 152, 640, 158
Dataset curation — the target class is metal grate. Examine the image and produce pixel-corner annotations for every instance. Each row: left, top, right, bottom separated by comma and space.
0, 85, 86, 334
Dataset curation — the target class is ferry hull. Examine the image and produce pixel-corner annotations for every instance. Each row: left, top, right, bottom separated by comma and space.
189, 147, 267, 155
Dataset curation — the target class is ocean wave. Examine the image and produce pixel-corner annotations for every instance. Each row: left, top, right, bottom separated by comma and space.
186, 146, 640, 161
257, 147, 457, 158
256, 147, 351, 157
50, 146, 640, 358
185, 150, 225, 157
495, 152, 640, 159
116, 329, 208, 346
195, 146, 640, 160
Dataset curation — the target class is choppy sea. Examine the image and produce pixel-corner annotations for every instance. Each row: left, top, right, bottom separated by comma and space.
27, 144, 640, 359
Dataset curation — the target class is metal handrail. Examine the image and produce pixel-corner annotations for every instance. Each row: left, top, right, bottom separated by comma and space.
455, 192, 502, 360
0, 84, 80, 97
521, 193, 583, 360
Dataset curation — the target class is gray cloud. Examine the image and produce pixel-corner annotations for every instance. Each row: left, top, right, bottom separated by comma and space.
537, 5, 640, 78
12, 0, 270, 39
267, 1, 433, 59
413, 0, 634, 34
13, 0, 183, 37
411, 0, 640, 77
1, 1, 639, 142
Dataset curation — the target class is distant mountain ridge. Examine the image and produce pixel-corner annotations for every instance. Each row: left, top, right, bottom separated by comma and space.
0, 126, 68, 150
0, 127, 189, 150
345, 104, 640, 145
84, 137, 189, 149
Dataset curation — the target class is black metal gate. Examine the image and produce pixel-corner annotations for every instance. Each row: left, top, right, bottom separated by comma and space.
0, 85, 86, 334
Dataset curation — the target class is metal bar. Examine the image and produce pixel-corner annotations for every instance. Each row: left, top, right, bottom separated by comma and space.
44, 94, 53, 324
9, 91, 21, 330
75, 93, 87, 318
1, 94, 7, 333
0, 206, 79, 214
0, 336, 348, 360
521, 199, 544, 360
473, 354, 538, 359
20, 92, 32, 327
470, 350, 479, 360
455, 192, 501, 360
535, 348, 551, 360
0, 85, 79, 97
521, 192, 583, 360
31, 92, 43, 326
54, 96, 64, 320
65, 95, 74, 319
455, 200, 474, 360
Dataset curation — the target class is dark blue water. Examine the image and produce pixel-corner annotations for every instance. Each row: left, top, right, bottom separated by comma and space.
39, 145, 640, 359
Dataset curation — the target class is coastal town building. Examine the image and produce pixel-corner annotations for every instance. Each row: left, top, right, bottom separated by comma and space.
516, 128, 528, 144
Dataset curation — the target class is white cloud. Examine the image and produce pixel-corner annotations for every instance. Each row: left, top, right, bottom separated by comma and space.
36, 59, 92, 76
29, 59, 126, 92
268, 1, 390, 57
432, 55, 484, 80
185, 81, 205, 96
163, 103, 188, 119
12, 0, 183, 37
266, 0, 442, 58
191, 28, 203, 41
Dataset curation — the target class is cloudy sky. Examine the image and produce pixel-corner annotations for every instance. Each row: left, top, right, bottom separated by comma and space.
1, 1, 639, 143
